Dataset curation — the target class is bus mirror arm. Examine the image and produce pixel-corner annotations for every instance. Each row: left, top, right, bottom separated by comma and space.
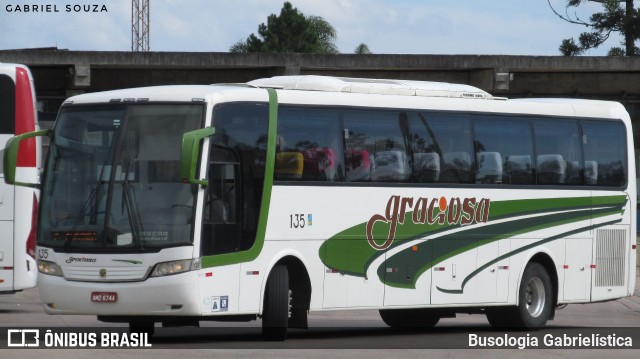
3, 129, 52, 188
179, 127, 215, 187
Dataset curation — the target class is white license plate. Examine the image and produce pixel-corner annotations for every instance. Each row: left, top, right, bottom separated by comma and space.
91, 292, 118, 303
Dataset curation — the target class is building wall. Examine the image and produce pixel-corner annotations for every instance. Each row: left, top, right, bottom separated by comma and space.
2, 48, 640, 163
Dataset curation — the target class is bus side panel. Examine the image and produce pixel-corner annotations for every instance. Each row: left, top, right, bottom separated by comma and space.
9, 65, 39, 291
590, 194, 633, 302
197, 265, 240, 316
0, 222, 15, 291
12, 184, 37, 291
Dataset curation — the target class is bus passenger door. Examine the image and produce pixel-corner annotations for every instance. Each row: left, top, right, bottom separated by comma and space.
199, 161, 242, 314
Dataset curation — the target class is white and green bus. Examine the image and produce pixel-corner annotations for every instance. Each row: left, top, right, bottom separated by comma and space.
4, 76, 636, 340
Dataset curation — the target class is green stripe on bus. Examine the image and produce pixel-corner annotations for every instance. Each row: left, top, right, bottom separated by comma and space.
201, 88, 278, 268
435, 218, 623, 294
381, 206, 625, 289
319, 195, 626, 278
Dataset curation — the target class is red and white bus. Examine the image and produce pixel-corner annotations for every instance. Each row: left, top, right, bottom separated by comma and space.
0, 63, 41, 293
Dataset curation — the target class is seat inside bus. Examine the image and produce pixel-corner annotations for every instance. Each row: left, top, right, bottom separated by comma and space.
370, 150, 410, 181
505, 155, 533, 184
537, 154, 566, 184
413, 152, 440, 182
441, 151, 472, 183
476, 152, 503, 184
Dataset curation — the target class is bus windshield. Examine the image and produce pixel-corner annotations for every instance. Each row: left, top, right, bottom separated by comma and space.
39, 104, 204, 251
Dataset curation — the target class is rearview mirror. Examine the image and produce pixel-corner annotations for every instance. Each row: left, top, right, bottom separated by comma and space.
179, 127, 215, 186
3, 129, 52, 188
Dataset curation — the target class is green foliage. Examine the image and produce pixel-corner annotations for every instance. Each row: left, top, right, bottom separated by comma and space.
354, 43, 372, 54
229, 2, 338, 54
550, 0, 640, 56
559, 38, 583, 55
308, 16, 340, 54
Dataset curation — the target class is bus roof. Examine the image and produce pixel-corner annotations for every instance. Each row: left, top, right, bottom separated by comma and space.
61, 76, 628, 121
248, 75, 493, 100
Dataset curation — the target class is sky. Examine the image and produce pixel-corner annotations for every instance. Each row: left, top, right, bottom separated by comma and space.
0, 0, 626, 56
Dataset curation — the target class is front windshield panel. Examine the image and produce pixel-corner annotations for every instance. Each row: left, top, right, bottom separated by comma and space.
39, 104, 204, 252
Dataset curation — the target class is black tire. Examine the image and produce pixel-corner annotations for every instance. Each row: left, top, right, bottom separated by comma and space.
379, 308, 440, 328
262, 264, 290, 341
129, 320, 155, 338
513, 262, 553, 329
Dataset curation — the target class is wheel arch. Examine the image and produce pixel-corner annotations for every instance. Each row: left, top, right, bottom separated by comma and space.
519, 251, 559, 320
259, 252, 312, 316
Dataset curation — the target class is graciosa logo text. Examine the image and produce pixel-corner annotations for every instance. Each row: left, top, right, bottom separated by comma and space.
366, 195, 491, 250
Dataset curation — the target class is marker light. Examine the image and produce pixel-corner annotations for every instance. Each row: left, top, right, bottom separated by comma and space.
150, 259, 199, 277
37, 260, 63, 277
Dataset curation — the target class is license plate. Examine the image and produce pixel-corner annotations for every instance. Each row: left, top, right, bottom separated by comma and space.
91, 292, 118, 303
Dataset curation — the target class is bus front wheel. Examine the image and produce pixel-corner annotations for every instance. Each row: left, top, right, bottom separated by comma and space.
262, 264, 290, 341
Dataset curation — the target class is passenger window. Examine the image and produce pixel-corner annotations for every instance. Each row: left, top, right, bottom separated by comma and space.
582, 121, 627, 187
427, 114, 474, 184
276, 108, 343, 181
344, 110, 410, 182
474, 117, 534, 185
408, 113, 440, 183
534, 119, 582, 185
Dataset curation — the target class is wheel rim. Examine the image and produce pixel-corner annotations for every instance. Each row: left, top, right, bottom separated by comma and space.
525, 277, 545, 317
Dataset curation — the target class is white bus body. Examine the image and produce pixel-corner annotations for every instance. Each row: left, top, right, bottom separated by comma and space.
0, 63, 40, 293
6, 76, 635, 339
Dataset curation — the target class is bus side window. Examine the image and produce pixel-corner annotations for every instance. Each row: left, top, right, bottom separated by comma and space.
408, 112, 440, 183
473, 117, 534, 185
582, 121, 627, 187
344, 110, 409, 182
534, 119, 582, 186
427, 115, 474, 184
276, 108, 343, 182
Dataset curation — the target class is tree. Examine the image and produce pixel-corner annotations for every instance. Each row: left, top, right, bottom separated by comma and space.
354, 43, 372, 54
548, 0, 640, 56
230, 2, 339, 54
308, 16, 339, 54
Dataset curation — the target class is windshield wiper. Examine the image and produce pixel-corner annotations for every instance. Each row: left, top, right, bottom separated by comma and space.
121, 158, 144, 249
65, 161, 107, 249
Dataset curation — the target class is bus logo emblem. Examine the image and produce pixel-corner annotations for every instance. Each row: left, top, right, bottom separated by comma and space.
99, 269, 107, 278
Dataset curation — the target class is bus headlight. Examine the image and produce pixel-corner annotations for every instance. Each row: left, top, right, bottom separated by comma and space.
150, 259, 199, 277
37, 260, 63, 277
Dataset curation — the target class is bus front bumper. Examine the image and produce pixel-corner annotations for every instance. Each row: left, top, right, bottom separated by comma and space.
38, 271, 201, 316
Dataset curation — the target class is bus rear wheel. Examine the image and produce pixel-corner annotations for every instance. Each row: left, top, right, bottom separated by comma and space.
379, 308, 440, 328
262, 264, 290, 341
513, 262, 553, 329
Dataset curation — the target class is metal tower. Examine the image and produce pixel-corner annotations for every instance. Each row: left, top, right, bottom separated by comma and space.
131, 0, 150, 51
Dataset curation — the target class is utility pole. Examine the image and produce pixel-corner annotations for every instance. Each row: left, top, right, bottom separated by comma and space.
131, 0, 150, 51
